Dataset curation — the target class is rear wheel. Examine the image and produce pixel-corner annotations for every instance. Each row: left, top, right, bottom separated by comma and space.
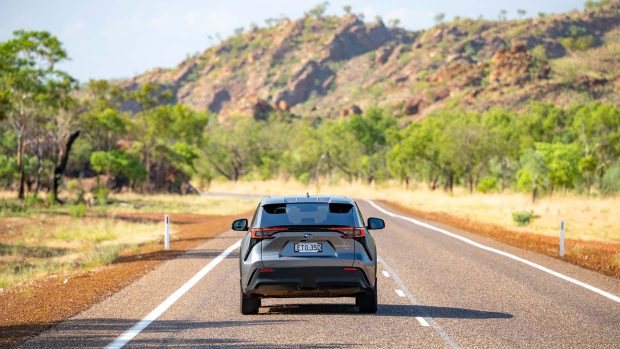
357, 280, 378, 313
240, 287, 260, 315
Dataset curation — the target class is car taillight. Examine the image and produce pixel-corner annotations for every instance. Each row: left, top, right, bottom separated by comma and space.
250, 227, 287, 239
329, 227, 365, 238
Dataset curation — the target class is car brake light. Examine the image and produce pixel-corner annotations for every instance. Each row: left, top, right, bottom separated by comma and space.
250, 227, 287, 239
259, 268, 274, 273
343, 267, 357, 271
329, 227, 365, 238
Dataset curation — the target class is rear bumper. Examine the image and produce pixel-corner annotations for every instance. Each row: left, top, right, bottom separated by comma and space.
244, 267, 374, 298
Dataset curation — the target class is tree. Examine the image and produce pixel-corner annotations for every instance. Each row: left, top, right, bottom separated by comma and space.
388, 18, 401, 28
434, 13, 445, 25
517, 9, 527, 18
499, 9, 508, 21
570, 102, 620, 191
134, 104, 207, 191
343, 5, 352, 14
306, 2, 329, 19
517, 147, 548, 202
0, 30, 76, 200
90, 150, 146, 190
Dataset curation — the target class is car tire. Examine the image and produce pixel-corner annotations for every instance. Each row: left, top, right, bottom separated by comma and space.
357, 280, 378, 313
240, 288, 260, 315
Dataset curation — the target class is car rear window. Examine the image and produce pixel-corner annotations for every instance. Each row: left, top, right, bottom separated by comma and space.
259, 203, 359, 227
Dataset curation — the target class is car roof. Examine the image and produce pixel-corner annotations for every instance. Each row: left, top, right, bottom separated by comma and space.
260, 196, 355, 205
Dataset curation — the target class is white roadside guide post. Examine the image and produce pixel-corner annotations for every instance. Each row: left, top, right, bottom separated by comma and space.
560, 220, 565, 257
164, 214, 170, 251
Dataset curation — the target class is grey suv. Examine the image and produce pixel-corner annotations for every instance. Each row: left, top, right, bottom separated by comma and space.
232, 196, 385, 314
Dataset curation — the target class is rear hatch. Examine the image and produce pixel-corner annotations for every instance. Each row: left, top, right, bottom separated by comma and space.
256, 202, 362, 268
260, 228, 356, 268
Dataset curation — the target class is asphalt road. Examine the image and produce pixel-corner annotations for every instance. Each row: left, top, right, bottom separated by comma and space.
19, 200, 620, 348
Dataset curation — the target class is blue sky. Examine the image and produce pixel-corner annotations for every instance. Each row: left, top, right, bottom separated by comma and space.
0, 0, 586, 82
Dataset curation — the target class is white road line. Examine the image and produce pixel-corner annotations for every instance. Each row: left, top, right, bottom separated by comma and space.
379, 257, 458, 347
416, 316, 430, 327
382, 270, 391, 278
367, 200, 620, 304
106, 239, 242, 349
395, 289, 405, 297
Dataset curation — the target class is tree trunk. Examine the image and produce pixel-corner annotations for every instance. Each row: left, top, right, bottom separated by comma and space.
143, 148, 151, 192
17, 131, 25, 200
500, 158, 508, 191
52, 131, 80, 203
444, 170, 454, 192
34, 140, 44, 196
531, 176, 538, 203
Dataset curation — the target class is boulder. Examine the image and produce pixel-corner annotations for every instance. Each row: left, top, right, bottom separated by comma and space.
402, 95, 425, 115
339, 105, 363, 117
207, 89, 231, 113
322, 15, 392, 62
488, 44, 549, 86
374, 45, 394, 65
277, 99, 290, 112
251, 98, 275, 120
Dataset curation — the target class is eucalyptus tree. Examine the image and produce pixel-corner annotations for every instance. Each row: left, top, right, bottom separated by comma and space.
0, 30, 77, 200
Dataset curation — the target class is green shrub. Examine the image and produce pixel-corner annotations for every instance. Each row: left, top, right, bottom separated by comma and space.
23, 195, 42, 209
67, 203, 87, 218
559, 36, 595, 51
512, 210, 538, 226
477, 177, 499, 193
0, 199, 25, 215
601, 164, 620, 194
531, 45, 548, 61
92, 185, 110, 205
66, 179, 85, 203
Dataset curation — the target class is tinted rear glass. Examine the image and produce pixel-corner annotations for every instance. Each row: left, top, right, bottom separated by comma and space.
259, 203, 358, 227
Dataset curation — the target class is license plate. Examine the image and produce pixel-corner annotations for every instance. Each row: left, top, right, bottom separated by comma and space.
294, 242, 322, 253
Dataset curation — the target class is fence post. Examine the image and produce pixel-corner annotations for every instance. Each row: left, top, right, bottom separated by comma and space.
164, 214, 170, 251
560, 220, 565, 257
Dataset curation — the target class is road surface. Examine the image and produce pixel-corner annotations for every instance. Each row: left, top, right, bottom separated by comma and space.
19, 200, 620, 348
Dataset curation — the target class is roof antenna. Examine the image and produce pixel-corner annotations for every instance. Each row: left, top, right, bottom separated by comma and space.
306, 192, 310, 197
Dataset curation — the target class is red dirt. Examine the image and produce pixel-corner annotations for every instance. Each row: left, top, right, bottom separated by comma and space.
0, 211, 250, 348
380, 200, 620, 279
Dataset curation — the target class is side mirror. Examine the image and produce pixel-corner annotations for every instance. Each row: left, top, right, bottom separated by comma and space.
367, 217, 385, 230
232, 218, 248, 231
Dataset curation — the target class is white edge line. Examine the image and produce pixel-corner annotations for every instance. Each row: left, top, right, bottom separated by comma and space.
367, 199, 620, 304
382, 270, 391, 278
106, 239, 242, 349
395, 289, 405, 297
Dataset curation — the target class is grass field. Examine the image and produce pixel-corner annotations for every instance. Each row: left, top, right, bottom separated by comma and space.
207, 179, 620, 243
0, 192, 257, 290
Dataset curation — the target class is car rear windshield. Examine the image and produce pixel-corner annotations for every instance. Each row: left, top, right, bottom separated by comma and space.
258, 203, 359, 227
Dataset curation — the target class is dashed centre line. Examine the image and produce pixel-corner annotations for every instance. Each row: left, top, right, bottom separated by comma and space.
382, 270, 391, 278
379, 257, 459, 347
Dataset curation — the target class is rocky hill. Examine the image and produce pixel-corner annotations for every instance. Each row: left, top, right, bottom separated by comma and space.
126, 1, 620, 121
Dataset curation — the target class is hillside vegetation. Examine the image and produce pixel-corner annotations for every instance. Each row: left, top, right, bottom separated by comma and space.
131, 1, 620, 120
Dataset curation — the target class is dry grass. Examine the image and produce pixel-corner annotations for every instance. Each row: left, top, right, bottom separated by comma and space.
0, 216, 160, 289
107, 192, 257, 215
207, 179, 620, 243
0, 192, 256, 290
